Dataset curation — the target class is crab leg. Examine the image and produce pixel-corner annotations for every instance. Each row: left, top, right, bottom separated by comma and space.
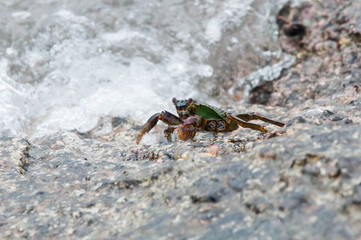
229, 115, 268, 133
136, 113, 161, 144
236, 113, 285, 127
158, 111, 183, 126
136, 111, 182, 144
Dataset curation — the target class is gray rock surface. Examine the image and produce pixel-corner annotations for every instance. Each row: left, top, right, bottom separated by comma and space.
1, 1, 361, 239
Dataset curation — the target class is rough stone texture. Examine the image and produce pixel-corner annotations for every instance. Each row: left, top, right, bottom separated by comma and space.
1, 1, 361, 239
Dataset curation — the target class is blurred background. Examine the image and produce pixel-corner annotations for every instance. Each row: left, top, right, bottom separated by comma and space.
0, 0, 303, 138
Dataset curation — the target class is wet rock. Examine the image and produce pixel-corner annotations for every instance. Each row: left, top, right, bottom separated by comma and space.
191, 194, 221, 204
272, 0, 361, 110
2, 1, 361, 239
276, 1, 311, 53
286, 116, 307, 126
249, 81, 274, 105
2, 116, 361, 239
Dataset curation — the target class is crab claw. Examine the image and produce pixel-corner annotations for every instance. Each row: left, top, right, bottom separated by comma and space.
136, 113, 161, 144
136, 110, 183, 144
175, 116, 204, 141
175, 125, 197, 141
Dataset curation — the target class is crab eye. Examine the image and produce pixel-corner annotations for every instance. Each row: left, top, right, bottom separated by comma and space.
206, 120, 216, 131
217, 120, 226, 132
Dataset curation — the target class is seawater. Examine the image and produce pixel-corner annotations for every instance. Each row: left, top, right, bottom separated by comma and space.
0, 0, 298, 139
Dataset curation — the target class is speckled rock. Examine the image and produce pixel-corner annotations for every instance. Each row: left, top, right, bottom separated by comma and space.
1, 1, 361, 239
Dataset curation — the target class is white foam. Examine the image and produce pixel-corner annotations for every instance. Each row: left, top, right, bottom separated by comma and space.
0, 0, 288, 139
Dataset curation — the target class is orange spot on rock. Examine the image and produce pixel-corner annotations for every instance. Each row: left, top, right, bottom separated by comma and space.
207, 145, 219, 156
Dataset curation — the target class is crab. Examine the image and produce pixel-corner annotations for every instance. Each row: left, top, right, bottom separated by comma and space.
136, 98, 285, 144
